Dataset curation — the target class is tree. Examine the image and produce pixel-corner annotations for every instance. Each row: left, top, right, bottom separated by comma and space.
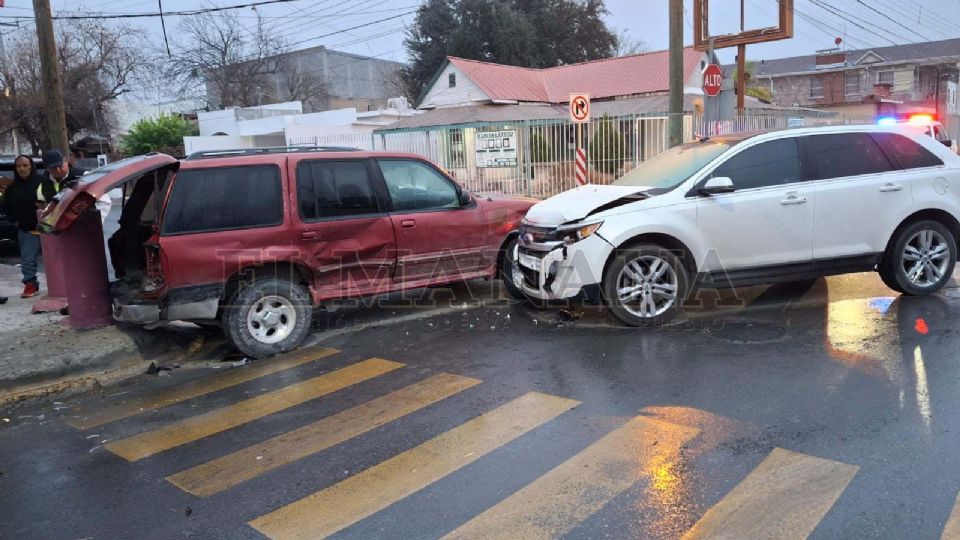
168, 12, 328, 111
613, 29, 648, 56
402, 0, 619, 101
0, 21, 150, 154
734, 60, 773, 103
120, 115, 198, 157
589, 114, 626, 174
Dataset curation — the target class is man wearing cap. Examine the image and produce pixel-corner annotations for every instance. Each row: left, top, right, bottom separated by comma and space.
38, 149, 111, 223
38, 149, 85, 203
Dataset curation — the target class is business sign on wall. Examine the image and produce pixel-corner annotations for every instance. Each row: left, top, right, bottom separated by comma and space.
475, 130, 518, 168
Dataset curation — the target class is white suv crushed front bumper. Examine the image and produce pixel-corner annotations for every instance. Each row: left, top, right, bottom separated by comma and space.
514, 232, 614, 300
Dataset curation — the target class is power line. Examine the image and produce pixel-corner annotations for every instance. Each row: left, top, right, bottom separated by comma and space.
284, 11, 416, 50
848, 0, 927, 42
0, 0, 303, 20
807, 0, 903, 46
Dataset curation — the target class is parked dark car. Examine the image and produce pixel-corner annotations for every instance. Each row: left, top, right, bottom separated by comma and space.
0, 156, 45, 247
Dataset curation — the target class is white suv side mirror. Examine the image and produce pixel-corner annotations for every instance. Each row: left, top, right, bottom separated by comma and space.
700, 176, 735, 195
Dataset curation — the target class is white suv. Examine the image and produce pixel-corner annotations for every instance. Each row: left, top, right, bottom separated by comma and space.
508, 125, 960, 326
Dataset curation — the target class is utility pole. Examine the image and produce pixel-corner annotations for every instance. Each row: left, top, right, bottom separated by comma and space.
32, 0, 69, 153
668, 0, 683, 148
736, 0, 746, 116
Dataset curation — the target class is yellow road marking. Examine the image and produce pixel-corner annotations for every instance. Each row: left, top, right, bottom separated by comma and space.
248, 391, 579, 540
167, 373, 481, 497
105, 358, 402, 462
940, 490, 960, 540
65, 348, 339, 430
682, 448, 859, 540
443, 416, 699, 540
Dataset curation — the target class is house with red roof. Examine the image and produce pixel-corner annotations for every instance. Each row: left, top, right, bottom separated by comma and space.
420, 48, 708, 108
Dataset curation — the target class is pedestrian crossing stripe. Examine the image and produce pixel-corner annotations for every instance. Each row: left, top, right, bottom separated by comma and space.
442, 415, 700, 540
166, 372, 482, 497
941, 490, 960, 540
247, 391, 580, 540
682, 448, 859, 540
65, 347, 340, 430
105, 358, 402, 461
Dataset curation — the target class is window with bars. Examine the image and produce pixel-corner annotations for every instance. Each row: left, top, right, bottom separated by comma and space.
877, 71, 894, 85
844, 71, 860, 96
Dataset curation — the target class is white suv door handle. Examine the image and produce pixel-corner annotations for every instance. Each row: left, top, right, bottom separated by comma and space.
780, 194, 807, 206
879, 183, 903, 192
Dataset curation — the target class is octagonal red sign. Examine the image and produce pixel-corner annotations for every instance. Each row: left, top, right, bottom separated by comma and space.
702, 64, 723, 97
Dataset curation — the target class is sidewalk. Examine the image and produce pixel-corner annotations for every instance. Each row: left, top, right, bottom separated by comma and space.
0, 263, 202, 405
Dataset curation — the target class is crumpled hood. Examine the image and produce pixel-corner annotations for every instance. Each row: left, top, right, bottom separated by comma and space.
523, 184, 655, 225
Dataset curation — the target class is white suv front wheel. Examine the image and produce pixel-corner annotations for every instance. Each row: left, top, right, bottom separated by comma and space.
602, 244, 689, 326
880, 220, 957, 295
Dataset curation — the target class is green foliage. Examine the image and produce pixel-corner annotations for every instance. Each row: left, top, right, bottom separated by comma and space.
120, 115, 198, 157
529, 130, 552, 163
735, 60, 774, 103
403, 0, 619, 101
588, 115, 626, 174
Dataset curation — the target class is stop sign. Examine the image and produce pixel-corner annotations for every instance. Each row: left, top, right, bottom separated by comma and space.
702, 64, 723, 97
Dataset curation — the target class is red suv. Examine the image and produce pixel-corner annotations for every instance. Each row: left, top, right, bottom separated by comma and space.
40, 148, 534, 357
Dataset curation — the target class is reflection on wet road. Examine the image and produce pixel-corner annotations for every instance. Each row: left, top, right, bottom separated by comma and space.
4, 271, 960, 538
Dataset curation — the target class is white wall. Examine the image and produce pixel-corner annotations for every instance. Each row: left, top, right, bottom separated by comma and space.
419, 64, 491, 108
285, 124, 376, 150
183, 135, 250, 155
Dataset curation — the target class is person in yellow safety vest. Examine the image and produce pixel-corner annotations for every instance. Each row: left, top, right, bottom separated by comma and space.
38, 150, 85, 203
38, 149, 111, 223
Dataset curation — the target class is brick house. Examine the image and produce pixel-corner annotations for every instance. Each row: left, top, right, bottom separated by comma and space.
749, 38, 960, 137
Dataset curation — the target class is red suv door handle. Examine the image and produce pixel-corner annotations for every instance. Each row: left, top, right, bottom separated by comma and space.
301, 231, 319, 240
400, 219, 416, 228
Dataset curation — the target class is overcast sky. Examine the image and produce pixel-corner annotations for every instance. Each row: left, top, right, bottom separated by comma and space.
1, 0, 959, 91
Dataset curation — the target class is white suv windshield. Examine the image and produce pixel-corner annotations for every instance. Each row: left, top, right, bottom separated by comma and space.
613, 140, 732, 189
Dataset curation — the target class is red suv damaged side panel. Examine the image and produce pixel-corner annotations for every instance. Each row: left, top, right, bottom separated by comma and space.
155, 152, 534, 307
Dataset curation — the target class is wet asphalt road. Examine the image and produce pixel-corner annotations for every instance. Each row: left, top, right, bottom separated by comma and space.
3, 272, 960, 539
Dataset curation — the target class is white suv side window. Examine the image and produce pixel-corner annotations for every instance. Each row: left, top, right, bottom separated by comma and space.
710, 138, 805, 190
804, 133, 894, 180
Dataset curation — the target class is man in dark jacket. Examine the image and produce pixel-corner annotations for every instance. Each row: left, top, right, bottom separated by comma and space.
38, 149, 85, 203
3, 155, 43, 297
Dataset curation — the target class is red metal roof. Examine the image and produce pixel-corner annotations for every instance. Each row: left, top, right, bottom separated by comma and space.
447, 48, 705, 104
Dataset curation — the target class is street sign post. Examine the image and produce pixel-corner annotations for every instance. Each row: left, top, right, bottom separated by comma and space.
569, 94, 590, 124
702, 64, 723, 97
569, 94, 590, 185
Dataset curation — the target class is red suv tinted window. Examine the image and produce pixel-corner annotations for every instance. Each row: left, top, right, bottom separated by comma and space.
296, 160, 380, 220
162, 165, 283, 235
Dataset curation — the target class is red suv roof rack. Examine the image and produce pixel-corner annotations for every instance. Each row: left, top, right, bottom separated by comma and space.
184, 146, 361, 160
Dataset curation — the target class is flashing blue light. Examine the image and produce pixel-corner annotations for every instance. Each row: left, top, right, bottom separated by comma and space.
878, 117, 897, 126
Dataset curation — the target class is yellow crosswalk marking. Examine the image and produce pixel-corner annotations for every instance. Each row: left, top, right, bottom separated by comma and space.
443, 415, 699, 540
167, 373, 481, 497
682, 448, 859, 540
940, 490, 960, 540
248, 391, 579, 540
65, 348, 339, 430
105, 358, 402, 462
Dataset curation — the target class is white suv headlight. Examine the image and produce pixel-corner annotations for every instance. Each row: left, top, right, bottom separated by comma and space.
556, 221, 603, 244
